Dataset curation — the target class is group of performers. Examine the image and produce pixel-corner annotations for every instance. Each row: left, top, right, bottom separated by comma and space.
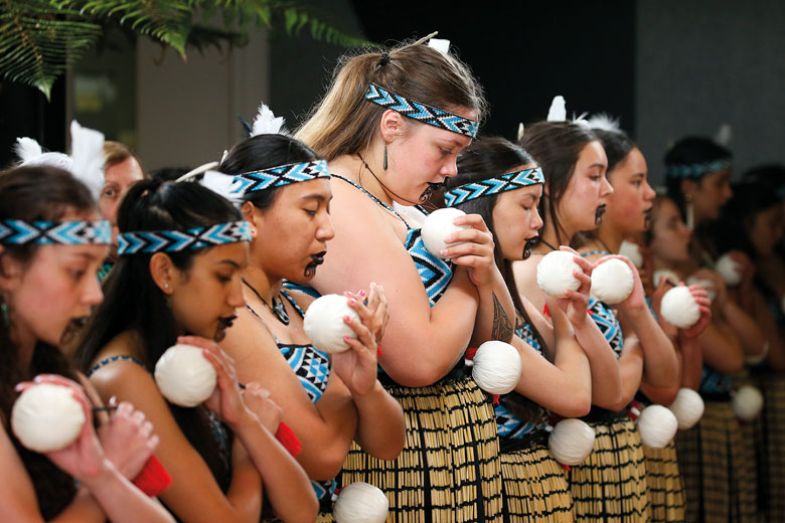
1, 33, 783, 522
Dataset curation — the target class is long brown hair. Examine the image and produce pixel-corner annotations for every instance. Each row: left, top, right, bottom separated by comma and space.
296, 38, 486, 159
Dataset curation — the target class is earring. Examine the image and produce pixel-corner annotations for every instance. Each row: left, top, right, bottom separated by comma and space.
383, 143, 388, 171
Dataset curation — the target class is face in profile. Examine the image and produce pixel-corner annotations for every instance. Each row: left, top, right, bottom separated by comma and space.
556, 140, 612, 233
164, 242, 248, 342
492, 173, 544, 262
384, 109, 475, 205
249, 178, 334, 283
649, 197, 692, 265
604, 147, 656, 234
99, 156, 145, 241
687, 168, 733, 222
0, 210, 108, 347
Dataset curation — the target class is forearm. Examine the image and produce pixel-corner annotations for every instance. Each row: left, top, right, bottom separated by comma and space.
573, 320, 622, 409
80, 461, 174, 523
618, 341, 644, 408
622, 307, 679, 388
353, 381, 406, 460
470, 270, 516, 345
226, 456, 262, 522
233, 419, 317, 523
679, 336, 703, 390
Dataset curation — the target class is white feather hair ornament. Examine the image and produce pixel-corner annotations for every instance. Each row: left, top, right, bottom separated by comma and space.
15, 137, 73, 172
200, 170, 243, 205
69, 120, 106, 201
251, 102, 285, 137
587, 113, 621, 133
14, 137, 43, 163
428, 38, 450, 54
517, 123, 525, 141
546, 96, 567, 122
715, 123, 732, 146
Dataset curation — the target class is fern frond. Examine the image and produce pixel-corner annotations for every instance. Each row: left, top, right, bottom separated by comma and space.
0, 0, 101, 98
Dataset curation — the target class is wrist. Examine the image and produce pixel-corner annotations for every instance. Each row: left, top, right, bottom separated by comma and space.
353, 380, 385, 405
79, 458, 118, 491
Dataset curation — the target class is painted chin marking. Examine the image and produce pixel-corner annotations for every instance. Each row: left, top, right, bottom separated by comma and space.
303, 251, 326, 278
523, 236, 540, 260
595, 204, 607, 225
215, 315, 237, 341
420, 181, 446, 203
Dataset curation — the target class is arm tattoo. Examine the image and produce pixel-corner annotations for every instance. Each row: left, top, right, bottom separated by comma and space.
491, 292, 514, 341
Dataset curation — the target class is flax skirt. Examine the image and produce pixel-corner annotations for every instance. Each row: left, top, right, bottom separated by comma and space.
567, 414, 650, 522
643, 440, 685, 522
759, 373, 785, 522
676, 400, 758, 523
340, 375, 504, 523
500, 437, 575, 522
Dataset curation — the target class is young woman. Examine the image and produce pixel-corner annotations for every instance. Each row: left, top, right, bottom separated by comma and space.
665, 138, 765, 522
207, 132, 405, 520
0, 165, 172, 522
296, 38, 514, 521
448, 136, 592, 522
576, 121, 690, 521
514, 118, 650, 521
77, 180, 317, 522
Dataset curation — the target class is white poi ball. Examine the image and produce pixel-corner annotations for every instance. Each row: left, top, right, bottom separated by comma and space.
637, 405, 678, 448
715, 254, 742, 286
12, 383, 86, 452
668, 388, 705, 430
303, 294, 360, 354
619, 240, 643, 268
548, 418, 596, 466
653, 269, 680, 287
421, 208, 468, 259
660, 286, 701, 329
733, 385, 764, 421
686, 277, 717, 302
590, 258, 634, 305
471, 341, 522, 395
333, 482, 389, 523
537, 251, 582, 298
155, 344, 217, 407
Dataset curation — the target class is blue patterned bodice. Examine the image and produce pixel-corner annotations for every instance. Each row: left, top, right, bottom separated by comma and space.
495, 319, 547, 441
699, 367, 733, 396
404, 228, 454, 306
587, 297, 624, 358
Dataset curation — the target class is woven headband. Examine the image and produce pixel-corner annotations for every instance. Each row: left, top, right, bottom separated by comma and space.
118, 220, 251, 255
0, 219, 111, 246
444, 167, 544, 207
665, 159, 731, 179
364, 83, 478, 138
231, 159, 330, 196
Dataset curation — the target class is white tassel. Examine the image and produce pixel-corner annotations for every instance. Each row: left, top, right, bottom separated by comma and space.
546, 95, 567, 122
69, 120, 105, 201
14, 137, 43, 163
251, 102, 285, 137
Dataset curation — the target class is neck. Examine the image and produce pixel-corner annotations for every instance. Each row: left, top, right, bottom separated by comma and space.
539, 205, 575, 251
242, 265, 281, 303
597, 221, 626, 254
354, 149, 396, 207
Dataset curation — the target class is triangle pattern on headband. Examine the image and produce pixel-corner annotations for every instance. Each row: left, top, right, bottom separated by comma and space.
118, 221, 251, 255
0, 220, 111, 246
232, 160, 329, 194
364, 83, 479, 138
443, 167, 544, 207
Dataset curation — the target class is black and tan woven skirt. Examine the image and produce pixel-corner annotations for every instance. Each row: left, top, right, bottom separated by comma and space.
567, 410, 650, 522
643, 440, 685, 522
676, 399, 758, 523
759, 372, 785, 522
499, 433, 575, 522
340, 374, 504, 522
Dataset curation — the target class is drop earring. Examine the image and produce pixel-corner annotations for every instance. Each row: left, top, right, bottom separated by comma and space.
383, 144, 388, 171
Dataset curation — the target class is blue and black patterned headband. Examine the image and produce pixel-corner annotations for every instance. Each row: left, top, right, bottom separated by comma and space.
364, 83, 479, 139
444, 167, 544, 207
231, 159, 330, 196
665, 159, 731, 179
118, 220, 251, 255
0, 219, 111, 246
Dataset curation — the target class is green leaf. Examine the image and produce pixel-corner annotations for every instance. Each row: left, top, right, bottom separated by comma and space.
0, 0, 101, 98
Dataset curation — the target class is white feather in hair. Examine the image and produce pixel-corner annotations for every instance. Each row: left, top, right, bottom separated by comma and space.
517, 123, 525, 141
715, 123, 732, 146
587, 113, 621, 133
199, 170, 243, 206
69, 120, 105, 200
251, 102, 285, 137
15, 136, 73, 173
428, 38, 450, 54
547, 96, 567, 122
14, 137, 43, 163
